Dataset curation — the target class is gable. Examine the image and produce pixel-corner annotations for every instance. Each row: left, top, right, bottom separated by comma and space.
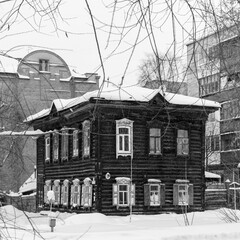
149, 93, 167, 107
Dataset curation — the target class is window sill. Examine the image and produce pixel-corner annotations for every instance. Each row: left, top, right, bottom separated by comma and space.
149, 152, 162, 156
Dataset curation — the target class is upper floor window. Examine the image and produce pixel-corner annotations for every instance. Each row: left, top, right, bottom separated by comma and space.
82, 120, 90, 157
45, 134, 50, 163
206, 135, 220, 154
52, 132, 59, 163
72, 130, 79, 157
221, 99, 240, 121
39, 59, 49, 71
112, 177, 135, 208
221, 132, 240, 151
199, 74, 220, 97
149, 128, 161, 154
116, 118, 133, 158
177, 129, 189, 156
61, 128, 69, 161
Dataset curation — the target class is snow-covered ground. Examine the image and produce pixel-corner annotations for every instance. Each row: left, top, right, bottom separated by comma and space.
0, 205, 240, 240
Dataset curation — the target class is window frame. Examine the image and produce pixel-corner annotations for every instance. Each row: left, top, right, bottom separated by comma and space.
52, 131, 59, 163
173, 180, 193, 206
39, 59, 49, 72
72, 130, 79, 157
82, 120, 90, 158
70, 179, 81, 208
81, 178, 92, 208
177, 129, 189, 156
112, 177, 135, 208
149, 128, 161, 155
45, 134, 50, 163
61, 179, 69, 207
43, 180, 51, 204
61, 128, 69, 161
52, 180, 60, 206
116, 118, 133, 159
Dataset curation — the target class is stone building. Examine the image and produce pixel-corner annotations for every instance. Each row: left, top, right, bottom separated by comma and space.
186, 25, 240, 182
0, 49, 100, 192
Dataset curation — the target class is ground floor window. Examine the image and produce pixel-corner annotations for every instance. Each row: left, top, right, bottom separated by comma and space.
173, 180, 193, 206
113, 177, 135, 208
43, 180, 51, 204
61, 179, 69, 207
144, 179, 165, 206
81, 178, 93, 208
70, 179, 81, 208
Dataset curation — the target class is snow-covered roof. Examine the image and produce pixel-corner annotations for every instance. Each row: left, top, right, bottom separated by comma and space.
25, 85, 220, 122
19, 172, 36, 194
205, 171, 221, 179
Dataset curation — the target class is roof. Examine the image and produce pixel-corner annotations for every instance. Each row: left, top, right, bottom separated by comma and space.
205, 171, 221, 179
25, 85, 221, 122
19, 172, 36, 194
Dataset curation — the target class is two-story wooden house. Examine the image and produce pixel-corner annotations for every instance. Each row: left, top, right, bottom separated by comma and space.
25, 86, 220, 215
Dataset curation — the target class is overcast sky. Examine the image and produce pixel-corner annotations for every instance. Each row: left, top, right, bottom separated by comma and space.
0, 0, 203, 86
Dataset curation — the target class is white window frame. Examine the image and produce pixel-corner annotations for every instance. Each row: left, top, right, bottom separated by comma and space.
177, 129, 189, 156
149, 184, 160, 206
173, 180, 193, 206
52, 180, 60, 206
45, 134, 50, 163
116, 118, 133, 158
61, 128, 69, 161
43, 180, 51, 204
81, 177, 92, 208
82, 120, 90, 157
149, 128, 161, 154
61, 179, 69, 207
177, 184, 189, 206
52, 132, 59, 162
70, 179, 81, 208
113, 177, 135, 208
72, 130, 79, 157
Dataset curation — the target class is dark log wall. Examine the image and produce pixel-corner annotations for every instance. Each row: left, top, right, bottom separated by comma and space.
97, 107, 206, 215
34, 102, 208, 215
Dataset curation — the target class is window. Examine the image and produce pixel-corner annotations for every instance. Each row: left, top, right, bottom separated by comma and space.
52, 180, 60, 206
43, 180, 51, 204
72, 130, 79, 157
70, 179, 81, 208
39, 59, 49, 71
81, 177, 92, 208
177, 129, 189, 155
61, 128, 69, 161
45, 134, 50, 163
116, 118, 133, 158
82, 120, 90, 157
52, 132, 59, 162
61, 179, 69, 207
144, 180, 165, 207
206, 135, 220, 154
221, 99, 240, 120
199, 74, 220, 96
221, 132, 240, 151
113, 177, 135, 208
173, 180, 193, 206
149, 128, 161, 154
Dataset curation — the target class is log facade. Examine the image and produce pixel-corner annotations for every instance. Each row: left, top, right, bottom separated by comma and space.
27, 87, 219, 215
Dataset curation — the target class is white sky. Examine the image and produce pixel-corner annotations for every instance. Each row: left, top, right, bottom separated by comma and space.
0, 0, 204, 86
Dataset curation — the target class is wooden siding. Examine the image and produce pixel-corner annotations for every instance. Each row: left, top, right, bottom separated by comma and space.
34, 101, 209, 215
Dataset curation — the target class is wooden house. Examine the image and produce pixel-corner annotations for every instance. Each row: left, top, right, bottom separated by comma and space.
25, 86, 220, 215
